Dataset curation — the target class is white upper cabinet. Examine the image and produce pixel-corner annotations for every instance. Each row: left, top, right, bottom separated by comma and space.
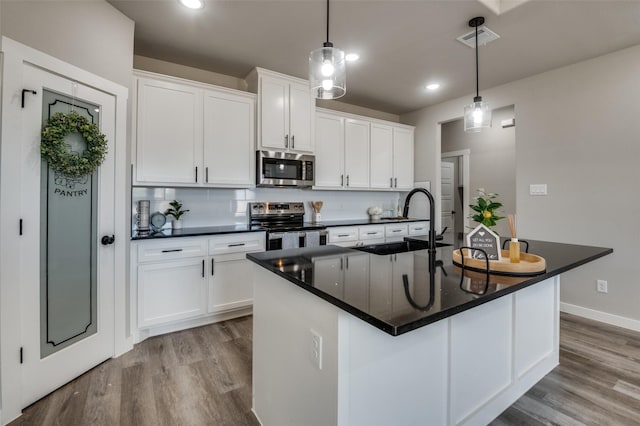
203, 89, 255, 187
344, 118, 370, 189
133, 71, 256, 188
314, 108, 414, 191
247, 68, 314, 153
136, 77, 202, 184
314, 111, 369, 190
314, 112, 345, 188
393, 127, 414, 190
370, 123, 394, 189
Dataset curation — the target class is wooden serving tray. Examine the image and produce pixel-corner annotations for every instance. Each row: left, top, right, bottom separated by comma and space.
452, 249, 546, 276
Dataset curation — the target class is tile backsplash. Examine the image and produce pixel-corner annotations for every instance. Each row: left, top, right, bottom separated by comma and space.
132, 186, 402, 230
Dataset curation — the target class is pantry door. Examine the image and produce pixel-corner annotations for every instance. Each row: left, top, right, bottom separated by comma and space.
19, 63, 116, 407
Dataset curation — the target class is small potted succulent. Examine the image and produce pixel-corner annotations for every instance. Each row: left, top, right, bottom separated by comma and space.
164, 200, 190, 230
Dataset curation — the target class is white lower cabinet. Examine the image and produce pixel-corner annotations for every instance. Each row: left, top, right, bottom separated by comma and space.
133, 232, 265, 339
137, 257, 207, 328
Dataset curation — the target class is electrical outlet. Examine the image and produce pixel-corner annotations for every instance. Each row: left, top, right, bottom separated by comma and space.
529, 184, 548, 196
596, 280, 608, 293
310, 329, 323, 370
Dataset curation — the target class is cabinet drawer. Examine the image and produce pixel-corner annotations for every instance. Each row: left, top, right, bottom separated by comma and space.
329, 227, 358, 244
359, 225, 385, 241
385, 224, 409, 238
137, 238, 208, 263
409, 221, 429, 236
209, 232, 266, 255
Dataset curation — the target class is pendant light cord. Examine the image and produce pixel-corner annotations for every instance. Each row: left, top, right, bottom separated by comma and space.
326, 0, 330, 44
475, 23, 479, 99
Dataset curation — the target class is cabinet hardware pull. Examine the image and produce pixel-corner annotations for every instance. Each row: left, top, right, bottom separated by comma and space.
340, 257, 343, 270
414, 227, 424, 231
392, 229, 401, 232
228, 243, 245, 247
345, 257, 349, 269
285, 134, 289, 148
346, 175, 350, 186
195, 166, 198, 183
202, 259, 205, 277
390, 177, 393, 188
206, 167, 209, 183
394, 177, 397, 188
341, 174, 344, 186
19, 219, 23, 236
291, 135, 295, 149
367, 232, 377, 235
211, 258, 215, 276
338, 234, 350, 237
161, 248, 183, 253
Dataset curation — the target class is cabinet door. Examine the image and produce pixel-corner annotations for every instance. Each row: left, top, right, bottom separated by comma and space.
208, 257, 254, 313
260, 76, 288, 150
138, 258, 207, 327
136, 78, 201, 184
393, 127, 414, 190
313, 257, 345, 298
343, 253, 370, 311
370, 123, 394, 190
288, 81, 313, 153
314, 112, 344, 188
344, 118, 370, 189
203, 90, 255, 187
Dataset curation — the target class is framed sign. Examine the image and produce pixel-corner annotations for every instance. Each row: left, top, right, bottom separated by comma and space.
466, 224, 501, 261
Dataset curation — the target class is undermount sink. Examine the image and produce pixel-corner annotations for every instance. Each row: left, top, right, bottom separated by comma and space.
353, 240, 451, 256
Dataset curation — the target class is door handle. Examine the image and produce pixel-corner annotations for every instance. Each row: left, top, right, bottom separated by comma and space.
211, 258, 215, 276
291, 135, 295, 149
285, 134, 289, 148
206, 167, 209, 183
341, 174, 344, 186
101, 235, 115, 245
202, 259, 205, 277
195, 166, 198, 183
346, 175, 350, 187
390, 177, 393, 188
394, 177, 397, 188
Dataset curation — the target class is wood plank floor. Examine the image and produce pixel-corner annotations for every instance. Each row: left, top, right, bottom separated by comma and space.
10, 313, 640, 426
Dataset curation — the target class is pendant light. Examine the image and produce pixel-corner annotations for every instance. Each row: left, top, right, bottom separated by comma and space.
464, 16, 491, 132
309, 0, 346, 99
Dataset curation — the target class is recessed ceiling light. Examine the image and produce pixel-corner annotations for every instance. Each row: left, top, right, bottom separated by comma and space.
345, 53, 360, 62
179, 0, 203, 9
426, 83, 440, 91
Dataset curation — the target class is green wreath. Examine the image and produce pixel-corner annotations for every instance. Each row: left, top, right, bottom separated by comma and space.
41, 111, 108, 177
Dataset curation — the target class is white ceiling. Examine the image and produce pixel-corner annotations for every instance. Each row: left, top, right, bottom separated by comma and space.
108, 0, 640, 115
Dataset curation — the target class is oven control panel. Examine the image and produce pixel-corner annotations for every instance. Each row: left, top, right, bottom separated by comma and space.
249, 202, 305, 217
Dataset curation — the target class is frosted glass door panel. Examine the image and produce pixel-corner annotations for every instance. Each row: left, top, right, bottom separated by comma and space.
40, 90, 98, 358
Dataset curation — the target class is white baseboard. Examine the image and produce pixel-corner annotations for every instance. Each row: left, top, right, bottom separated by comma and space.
560, 302, 640, 332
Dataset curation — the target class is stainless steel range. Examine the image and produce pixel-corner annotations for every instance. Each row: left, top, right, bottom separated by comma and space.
248, 202, 327, 251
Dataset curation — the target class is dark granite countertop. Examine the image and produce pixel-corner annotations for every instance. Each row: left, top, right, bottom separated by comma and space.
131, 217, 427, 240
319, 218, 428, 227
247, 239, 612, 336
131, 224, 265, 240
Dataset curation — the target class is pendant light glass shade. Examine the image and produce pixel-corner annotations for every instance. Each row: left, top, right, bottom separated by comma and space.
464, 96, 491, 132
309, 0, 346, 99
309, 43, 346, 99
464, 16, 491, 132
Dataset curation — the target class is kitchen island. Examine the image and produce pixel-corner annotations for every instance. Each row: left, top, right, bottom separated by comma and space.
247, 240, 612, 426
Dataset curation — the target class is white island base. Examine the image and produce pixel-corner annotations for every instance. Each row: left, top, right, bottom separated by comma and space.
252, 266, 559, 426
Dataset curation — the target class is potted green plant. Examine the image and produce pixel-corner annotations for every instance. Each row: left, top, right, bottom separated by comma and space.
469, 190, 504, 229
164, 200, 190, 230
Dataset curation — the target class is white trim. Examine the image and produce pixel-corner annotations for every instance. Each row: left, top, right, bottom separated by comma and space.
560, 302, 640, 332
441, 149, 471, 232
0, 37, 131, 424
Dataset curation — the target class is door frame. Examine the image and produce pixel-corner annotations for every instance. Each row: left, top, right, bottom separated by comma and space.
441, 149, 470, 234
0, 37, 130, 424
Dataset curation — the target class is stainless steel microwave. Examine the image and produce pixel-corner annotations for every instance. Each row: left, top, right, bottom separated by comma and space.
257, 151, 315, 188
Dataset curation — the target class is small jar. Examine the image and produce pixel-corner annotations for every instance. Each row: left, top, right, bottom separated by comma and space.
509, 238, 521, 263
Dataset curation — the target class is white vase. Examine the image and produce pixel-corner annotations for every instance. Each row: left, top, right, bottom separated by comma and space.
172, 219, 183, 229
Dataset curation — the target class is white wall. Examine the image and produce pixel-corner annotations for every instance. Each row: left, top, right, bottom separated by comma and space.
442, 106, 516, 236
402, 44, 640, 324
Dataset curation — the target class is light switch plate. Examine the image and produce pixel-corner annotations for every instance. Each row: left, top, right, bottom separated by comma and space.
529, 184, 548, 196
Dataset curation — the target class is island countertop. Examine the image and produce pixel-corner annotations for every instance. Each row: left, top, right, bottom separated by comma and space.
247, 239, 612, 336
